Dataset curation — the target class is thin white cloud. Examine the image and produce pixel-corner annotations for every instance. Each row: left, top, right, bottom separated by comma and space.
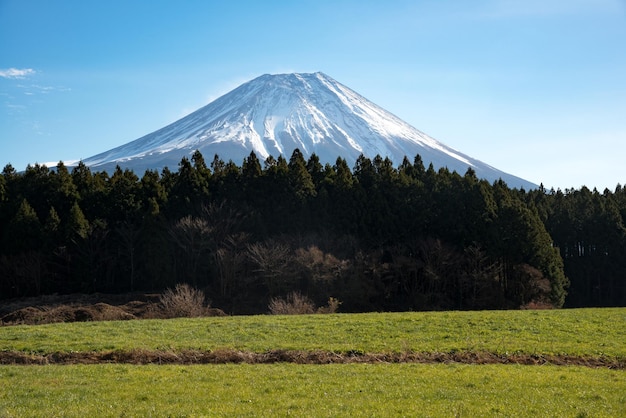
17, 84, 71, 94
6, 103, 27, 110
0, 68, 36, 79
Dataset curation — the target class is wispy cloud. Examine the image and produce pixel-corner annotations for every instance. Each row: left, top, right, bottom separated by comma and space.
0, 68, 36, 79
17, 84, 71, 94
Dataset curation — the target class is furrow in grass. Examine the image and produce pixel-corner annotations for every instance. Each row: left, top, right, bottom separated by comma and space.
1, 348, 623, 368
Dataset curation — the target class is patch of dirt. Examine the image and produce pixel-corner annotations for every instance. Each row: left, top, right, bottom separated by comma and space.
0, 349, 622, 369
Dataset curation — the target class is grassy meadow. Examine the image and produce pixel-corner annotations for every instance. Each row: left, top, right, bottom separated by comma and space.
0, 308, 625, 416
1, 363, 624, 417
1, 308, 624, 357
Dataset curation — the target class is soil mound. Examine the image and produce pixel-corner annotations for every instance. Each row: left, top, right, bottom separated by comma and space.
0, 303, 136, 325
0, 293, 225, 325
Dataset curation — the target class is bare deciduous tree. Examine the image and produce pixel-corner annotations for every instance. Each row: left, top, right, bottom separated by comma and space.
294, 245, 347, 283
247, 240, 292, 296
213, 232, 249, 298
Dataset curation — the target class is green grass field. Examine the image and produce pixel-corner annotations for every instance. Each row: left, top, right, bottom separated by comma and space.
0, 308, 625, 417
1, 308, 624, 357
1, 363, 624, 417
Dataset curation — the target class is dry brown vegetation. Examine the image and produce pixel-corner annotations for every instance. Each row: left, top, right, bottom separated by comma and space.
0, 289, 225, 326
268, 291, 341, 315
0, 348, 622, 369
0, 303, 137, 324
158, 283, 211, 318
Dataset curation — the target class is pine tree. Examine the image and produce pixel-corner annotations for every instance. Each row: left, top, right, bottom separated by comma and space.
50, 161, 79, 221
5, 198, 42, 253
242, 151, 262, 179
0, 173, 6, 204
67, 201, 90, 240
108, 166, 141, 223
288, 148, 316, 201
44, 206, 61, 238
306, 153, 324, 187
140, 170, 166, 217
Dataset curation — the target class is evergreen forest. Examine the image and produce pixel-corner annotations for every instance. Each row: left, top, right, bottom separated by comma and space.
1, 150, 624, 313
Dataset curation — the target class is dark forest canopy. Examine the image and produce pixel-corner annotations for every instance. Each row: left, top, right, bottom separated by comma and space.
1, 150, 624, 313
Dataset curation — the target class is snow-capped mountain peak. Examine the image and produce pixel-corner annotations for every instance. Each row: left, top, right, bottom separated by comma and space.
82, 72, 536, 189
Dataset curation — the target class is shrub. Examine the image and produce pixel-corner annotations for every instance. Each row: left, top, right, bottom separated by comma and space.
317, 297, 342, 314
268, 292, 315, 315
268, 292, 341, 315
159, 283, 208, 318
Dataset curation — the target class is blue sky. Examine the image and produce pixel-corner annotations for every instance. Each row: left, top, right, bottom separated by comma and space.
1, 0, 625, 190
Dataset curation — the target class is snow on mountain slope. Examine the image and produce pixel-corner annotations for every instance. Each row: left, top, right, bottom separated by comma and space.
82, 72, 536, 189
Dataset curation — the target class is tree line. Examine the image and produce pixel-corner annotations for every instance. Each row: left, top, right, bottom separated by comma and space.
0, 150, 623, 313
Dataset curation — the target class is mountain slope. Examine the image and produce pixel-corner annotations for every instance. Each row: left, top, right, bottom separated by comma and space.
83, 72, 536, 189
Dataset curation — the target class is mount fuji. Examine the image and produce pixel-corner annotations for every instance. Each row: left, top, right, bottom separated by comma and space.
82, 72, 536, 189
